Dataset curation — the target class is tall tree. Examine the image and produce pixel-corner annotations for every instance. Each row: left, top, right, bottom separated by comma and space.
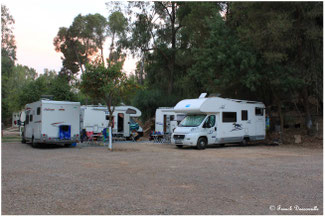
107, 11, 127, 66
1, 4, 16, 63
227, 2, 323, 134
88, 13, 108, 63
120, 2, 183, 94
54, 26, 86, 76
1, 4, 17, 123
54, 13, 108, 77
80, 59, 135, 131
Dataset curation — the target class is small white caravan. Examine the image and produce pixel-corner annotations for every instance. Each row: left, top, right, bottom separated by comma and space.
22, 100, 80, 147
12, 112, 20, 127
80, 105, 143, 140
171, 93, 266, 149
155, 107, 185, 134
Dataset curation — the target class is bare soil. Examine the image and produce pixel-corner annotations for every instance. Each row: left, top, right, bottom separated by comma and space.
1, 138, 323, 215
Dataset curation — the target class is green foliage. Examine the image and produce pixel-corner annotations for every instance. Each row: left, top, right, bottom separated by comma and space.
18, 70, 78, 108
131, 88, 179, 121
1, 4, 17, 123
228, 1, 323, 105
54, 13, 108, 78
108, 11, 127, 36
186, 14, 262, 99
80, 58, 137, 127
1, 5, 16, 62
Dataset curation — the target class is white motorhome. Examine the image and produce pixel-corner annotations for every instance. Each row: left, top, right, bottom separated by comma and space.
155, 107, 185, 134
80, 105, 143, 140
22, 100, 80, 147
171, 93, 266, 149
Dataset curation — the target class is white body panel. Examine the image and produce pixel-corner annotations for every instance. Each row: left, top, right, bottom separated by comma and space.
80, 105, 142, 138
23, 100, 80, 144
155, 107, 186, 134
171, 95, 266, 147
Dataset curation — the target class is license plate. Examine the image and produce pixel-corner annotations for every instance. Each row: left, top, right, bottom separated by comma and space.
175, 140, 183, 144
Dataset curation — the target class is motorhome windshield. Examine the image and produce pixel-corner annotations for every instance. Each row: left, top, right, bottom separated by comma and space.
179, 115, 206, 127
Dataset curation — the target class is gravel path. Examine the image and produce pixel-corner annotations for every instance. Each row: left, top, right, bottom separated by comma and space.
2, 141, 323, 215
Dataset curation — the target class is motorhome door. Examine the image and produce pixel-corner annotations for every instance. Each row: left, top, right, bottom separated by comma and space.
204, 115, 217, 144
255, 107, 265, 136
123, 113, 130, 137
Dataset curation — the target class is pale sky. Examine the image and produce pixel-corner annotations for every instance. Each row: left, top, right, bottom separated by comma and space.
2, 0, 137, 76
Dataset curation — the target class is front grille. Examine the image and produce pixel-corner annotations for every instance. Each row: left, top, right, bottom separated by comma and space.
173, 135, 185, 140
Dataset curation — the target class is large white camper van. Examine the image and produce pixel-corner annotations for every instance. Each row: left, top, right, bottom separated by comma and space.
80, 105, 143, 140
171, 93, 266, 149
155, 107, 185, 134
22, 100, 80, 147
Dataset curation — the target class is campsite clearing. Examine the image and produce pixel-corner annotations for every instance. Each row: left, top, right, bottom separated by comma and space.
2, 141, 322, 215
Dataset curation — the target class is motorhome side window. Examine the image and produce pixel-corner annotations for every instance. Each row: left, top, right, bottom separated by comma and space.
255, 107, 264, 116
222, 112, 237, 123
37, 107, 41, 115
106, 115, 109, 120
170, 115, 175, 121
30, 115, 33, 122
241, 110, 248, 121
206, 115, 216, 127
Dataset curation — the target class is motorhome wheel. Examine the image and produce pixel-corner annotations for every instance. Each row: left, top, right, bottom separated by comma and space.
197, 137, 207, 150
21, 133, 26, 144
241, 137, 249, 146
31, 137, 37, 148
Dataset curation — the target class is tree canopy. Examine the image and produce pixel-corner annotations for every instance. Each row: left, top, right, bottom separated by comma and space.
1, 2, 323, 136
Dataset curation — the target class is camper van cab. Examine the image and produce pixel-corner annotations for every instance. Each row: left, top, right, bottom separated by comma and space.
22, 100, 80, 147
171, 94, 265, 149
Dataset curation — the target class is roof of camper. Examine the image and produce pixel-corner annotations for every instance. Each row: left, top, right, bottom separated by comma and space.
81, 105, 142, 116
173, 96, 264, 113
41, 100, 80, 105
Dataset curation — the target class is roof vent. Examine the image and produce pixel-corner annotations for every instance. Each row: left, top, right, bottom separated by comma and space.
199, 93, 207, 98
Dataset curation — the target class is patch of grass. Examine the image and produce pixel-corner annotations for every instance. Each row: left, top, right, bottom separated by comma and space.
2, 136, 21, 143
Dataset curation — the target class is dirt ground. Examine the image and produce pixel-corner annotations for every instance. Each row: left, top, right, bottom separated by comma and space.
1, 137, 323, 215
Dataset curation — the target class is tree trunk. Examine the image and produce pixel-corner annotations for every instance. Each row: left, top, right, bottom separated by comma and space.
276, 99, 284, 143
302, 86, 313, 135
73, 44, 84, 74
167, 2, 176, 95
100, 45, 105, 65
108, 32, 115, 68
139, 55, 144, 85
106, 97, 115, 128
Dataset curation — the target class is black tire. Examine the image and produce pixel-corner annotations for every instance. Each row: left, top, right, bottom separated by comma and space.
21, 133, 26, 144
176, 145, 183, 149
64, 144, 71, 147
219, 144, 225, 147
197, 137, 207, 150
31, 137, 37, 148
241, 137, 249, 145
